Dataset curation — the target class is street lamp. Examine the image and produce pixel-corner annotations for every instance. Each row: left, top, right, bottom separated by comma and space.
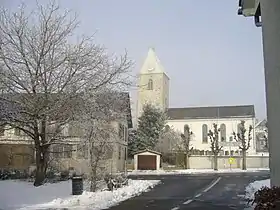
237, 0, 280, 187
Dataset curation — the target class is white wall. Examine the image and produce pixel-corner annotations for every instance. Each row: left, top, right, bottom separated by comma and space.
188, 156, 269, 169
167, 117, 256, 155
134, 151, 161, 170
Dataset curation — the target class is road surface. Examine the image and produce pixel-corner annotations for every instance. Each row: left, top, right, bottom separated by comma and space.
108, 171, 269, 210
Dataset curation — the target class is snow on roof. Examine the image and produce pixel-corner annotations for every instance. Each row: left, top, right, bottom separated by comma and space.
133, 149, 162, 156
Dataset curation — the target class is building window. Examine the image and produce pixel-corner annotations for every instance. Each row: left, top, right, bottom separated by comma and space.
220, 123, 226, 142
118, 145, 121, 159
165, 125, 170, 132
14, 127, 21, 136
184, 124, 189, 134
64, 145, 73, 158
124, 147, 127, 160
147, 79, 153, 90
53, 145, 63, 158
53, 145, 72, 158
225, 151, 229, 156
202, 124, 208, 143
230, 150, 234, 156
124, 127, 128, 142
119, 123, 124, 140
237, 123, 242, 134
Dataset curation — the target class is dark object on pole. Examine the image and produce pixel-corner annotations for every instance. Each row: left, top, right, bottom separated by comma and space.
72, 176, 83, 195
237, 0, 262, 27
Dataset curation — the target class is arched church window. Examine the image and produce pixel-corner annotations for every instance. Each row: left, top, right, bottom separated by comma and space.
237, 123, 242, 134
165, 125, 170, 132
184, 124, 190, 134
220, 123, 226, 142
202, 124, 208, 143
147, 79, 153, 90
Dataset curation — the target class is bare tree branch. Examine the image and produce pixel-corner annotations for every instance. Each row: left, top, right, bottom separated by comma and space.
0, 1, 132, 186
233, 120, 253, 170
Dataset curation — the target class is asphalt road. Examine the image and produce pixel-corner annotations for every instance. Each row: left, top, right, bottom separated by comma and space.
108, 171, 270, 210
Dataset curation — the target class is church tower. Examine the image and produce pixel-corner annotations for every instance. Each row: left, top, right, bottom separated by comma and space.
136, 48, 170, 120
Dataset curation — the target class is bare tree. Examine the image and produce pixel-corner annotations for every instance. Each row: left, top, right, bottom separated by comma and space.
178, 125, 193, 169
156, 126, 181, 165
76, 90, 129, 192
0, 1, 132, 186
233, 120, 253, 170
208, 123, 223, 171
84, 120, 114, 192
157, 126, 175, 153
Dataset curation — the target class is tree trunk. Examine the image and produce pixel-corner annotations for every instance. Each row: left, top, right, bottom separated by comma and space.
213, 154, 218, 171
89, 140, 99, 192
90, 165, 98, 192
242, 150, 247, 170
34, 148, 48, 186
183, 153, 187, 169
185, 154, 190, 169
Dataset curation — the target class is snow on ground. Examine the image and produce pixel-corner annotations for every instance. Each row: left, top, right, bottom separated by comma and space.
0, 179, 160, 210
128, 168, 269, 175
245, 179, 270, 201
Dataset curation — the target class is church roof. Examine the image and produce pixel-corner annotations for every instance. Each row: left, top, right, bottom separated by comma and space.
167, 105, 255, 120
139, 48, 169, 78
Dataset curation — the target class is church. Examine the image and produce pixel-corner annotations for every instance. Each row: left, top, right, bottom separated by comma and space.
136, 48, 258, 157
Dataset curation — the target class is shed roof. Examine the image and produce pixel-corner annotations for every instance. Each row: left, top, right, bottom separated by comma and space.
133, 149, 162, 156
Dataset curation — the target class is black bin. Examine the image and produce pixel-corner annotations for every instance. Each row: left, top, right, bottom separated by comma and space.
72, 176, 83, 195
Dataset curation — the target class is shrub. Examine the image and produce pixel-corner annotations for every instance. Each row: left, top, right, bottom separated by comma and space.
60, 170, 69, 180
251, 186, 280, 210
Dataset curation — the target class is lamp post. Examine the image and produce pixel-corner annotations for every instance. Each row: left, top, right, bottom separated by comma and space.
238, 0, 280, 187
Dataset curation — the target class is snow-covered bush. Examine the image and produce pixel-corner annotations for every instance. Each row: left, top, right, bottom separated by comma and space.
250, 186, 280, 209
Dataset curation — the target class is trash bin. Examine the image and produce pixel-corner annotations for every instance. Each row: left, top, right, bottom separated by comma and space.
72, 176, 83, 195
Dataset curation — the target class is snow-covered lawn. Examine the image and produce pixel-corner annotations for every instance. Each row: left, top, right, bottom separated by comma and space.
0, 179, 160, 210
128, 168, 269, 175
245, 179, 270, 201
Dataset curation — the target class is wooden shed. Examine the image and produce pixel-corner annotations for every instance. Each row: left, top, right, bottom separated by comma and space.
133, 149, 161, 170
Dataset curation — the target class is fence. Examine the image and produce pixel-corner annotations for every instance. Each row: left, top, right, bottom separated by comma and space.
142, 154, 269, 170
187, 155, 269, 169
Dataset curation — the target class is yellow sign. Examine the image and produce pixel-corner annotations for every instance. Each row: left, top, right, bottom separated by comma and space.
228, 157, 235, 164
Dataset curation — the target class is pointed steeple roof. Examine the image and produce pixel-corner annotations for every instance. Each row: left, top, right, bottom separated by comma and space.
139, 48, 167, 75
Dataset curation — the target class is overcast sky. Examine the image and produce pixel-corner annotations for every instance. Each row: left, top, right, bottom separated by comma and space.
3, 0, 266, 119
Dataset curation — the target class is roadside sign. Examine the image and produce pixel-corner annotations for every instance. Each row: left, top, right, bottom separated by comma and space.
228, 157, 235, 164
